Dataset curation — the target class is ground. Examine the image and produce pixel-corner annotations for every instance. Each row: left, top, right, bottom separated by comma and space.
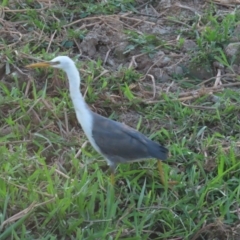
1, 0, 240, 239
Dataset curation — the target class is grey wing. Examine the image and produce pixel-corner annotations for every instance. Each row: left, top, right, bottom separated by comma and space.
92, 113, 168, 164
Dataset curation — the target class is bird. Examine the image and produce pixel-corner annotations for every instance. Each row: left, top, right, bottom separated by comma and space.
26, 56, 169, 185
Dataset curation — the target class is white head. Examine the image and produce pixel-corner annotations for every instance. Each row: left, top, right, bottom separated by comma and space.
25, 55, 81, 90
49, 56, 76, 71
25, 56, 76, 72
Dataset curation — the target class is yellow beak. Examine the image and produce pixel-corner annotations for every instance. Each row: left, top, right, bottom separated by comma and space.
25, 62, 51, 68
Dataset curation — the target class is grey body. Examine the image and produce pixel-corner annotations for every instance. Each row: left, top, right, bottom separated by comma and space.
92, 112, 168, 170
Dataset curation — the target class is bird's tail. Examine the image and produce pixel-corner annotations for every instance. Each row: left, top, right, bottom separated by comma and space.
149, 141, 168, 161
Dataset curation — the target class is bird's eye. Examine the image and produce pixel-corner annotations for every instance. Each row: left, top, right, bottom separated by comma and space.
51, 61, 60, 65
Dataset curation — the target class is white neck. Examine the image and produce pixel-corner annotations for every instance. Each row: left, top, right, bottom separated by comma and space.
65, 67, 86, 111
65, 65, 92, 132
64, 64, 101, 153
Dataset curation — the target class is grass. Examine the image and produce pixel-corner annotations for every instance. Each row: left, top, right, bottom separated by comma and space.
1, 0, 240, 239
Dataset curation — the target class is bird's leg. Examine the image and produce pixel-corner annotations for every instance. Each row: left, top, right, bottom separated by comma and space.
110, 172, 115, 185
157, 160, 178, 187
109, 164, 116, 185
157, 160, 166, 186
